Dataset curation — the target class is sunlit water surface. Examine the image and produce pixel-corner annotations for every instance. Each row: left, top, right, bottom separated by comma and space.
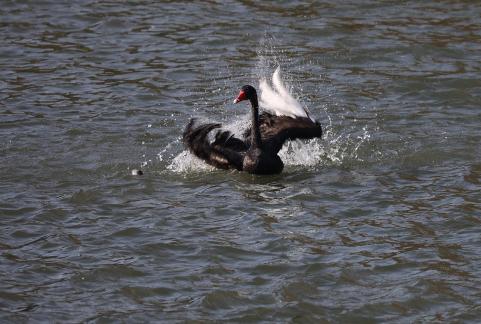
1, 1, 480, 322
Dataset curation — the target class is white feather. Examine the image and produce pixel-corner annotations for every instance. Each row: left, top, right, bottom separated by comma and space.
259, 67, 313, 121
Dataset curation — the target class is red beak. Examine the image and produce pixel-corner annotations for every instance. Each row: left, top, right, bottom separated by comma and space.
233, 90, 246, 104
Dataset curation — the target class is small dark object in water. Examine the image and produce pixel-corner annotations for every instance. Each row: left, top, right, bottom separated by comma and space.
131, 169, 143, 176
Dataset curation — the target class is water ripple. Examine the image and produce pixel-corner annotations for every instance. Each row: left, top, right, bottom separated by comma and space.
1, 0, 481, 322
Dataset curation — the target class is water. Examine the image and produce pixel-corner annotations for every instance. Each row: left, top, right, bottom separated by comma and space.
1, 1, 481, 322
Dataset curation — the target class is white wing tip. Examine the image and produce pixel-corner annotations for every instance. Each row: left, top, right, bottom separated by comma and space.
274, 65, 281, 75
259, 66, 312, 120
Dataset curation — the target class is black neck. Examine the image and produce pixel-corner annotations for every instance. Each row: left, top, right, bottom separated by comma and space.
250, 95, 262, 148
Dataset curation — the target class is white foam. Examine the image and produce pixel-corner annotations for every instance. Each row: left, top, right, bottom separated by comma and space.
167, 150, 214, 173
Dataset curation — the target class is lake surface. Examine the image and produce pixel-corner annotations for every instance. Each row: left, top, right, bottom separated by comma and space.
1, 0, 480, 322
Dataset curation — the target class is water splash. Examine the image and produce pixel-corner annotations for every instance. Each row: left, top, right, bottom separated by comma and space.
167, 150, 214, 173
158, 38, 377, 174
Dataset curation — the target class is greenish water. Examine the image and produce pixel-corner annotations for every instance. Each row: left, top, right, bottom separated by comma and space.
1, 1, 480, 322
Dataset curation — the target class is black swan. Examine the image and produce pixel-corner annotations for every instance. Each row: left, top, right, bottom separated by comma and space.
183, 68, 323, 174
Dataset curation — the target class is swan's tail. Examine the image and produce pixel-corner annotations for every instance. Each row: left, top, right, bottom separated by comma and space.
183, 119, 221, 161
182, 119, 245, 171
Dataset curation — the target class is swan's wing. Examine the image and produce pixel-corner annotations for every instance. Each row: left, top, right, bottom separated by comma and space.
259, 67, 313, 121
244, 112, 322, 154
183, 119, 246, 171
271, 67, 312, 119
212, 128, 249, 152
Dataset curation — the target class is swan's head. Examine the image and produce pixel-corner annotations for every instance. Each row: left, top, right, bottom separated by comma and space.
233, 85, 257, 104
